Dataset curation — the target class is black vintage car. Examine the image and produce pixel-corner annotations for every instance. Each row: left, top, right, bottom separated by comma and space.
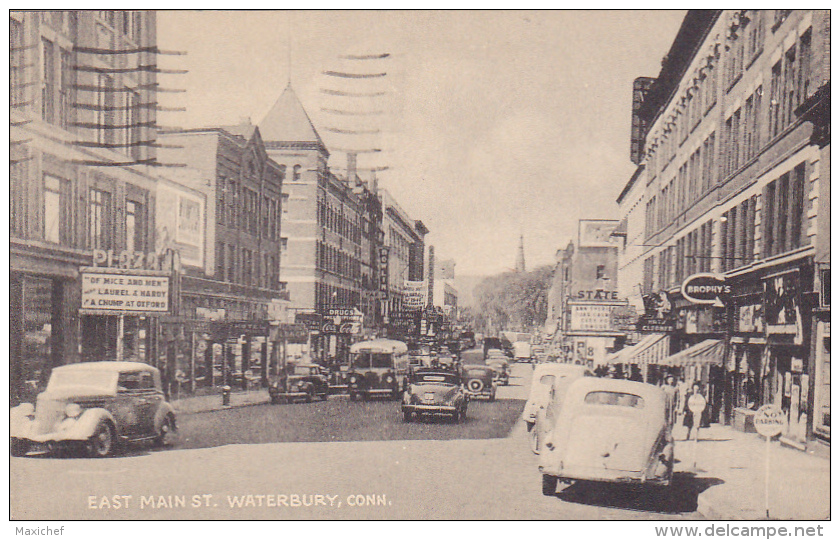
269, 364, 329, 404
402, 368, 469, 423
461, 365, 496, 401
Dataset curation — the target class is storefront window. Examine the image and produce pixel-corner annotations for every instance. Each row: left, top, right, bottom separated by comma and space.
21, 277, 56, 399
814, 323, 830, 437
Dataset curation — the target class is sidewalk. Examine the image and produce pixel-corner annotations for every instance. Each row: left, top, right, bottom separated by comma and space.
673, 423, 830, 520
171, 388, 270, 414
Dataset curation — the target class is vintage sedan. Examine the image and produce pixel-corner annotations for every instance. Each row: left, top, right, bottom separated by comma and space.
523, 363, 594, 454
461, 365, 496, 401
538, 378, 675, 495
402, 369, 468, 423
486, 358, 510, 386
269, 363, 329, 404
10, 361, 177, 458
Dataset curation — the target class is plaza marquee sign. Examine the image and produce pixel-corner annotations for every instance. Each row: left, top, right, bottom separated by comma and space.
81, 269, 170, 314
681, 273, 731, 307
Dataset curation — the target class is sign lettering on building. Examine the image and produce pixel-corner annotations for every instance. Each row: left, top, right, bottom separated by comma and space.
681, 273, 731, 306
81, 271, 170, 313
295, 313, 323, 334
403, 280, 426, 310
378, 247, 389, 293
570, 304, 616, 332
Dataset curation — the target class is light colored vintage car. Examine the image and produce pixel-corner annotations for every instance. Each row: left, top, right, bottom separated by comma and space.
10, 361, 177, 458
523, 363, 594, 454
538, 377, 674, 495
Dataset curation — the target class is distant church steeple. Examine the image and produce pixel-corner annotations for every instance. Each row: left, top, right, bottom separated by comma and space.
515, 234, 526, 273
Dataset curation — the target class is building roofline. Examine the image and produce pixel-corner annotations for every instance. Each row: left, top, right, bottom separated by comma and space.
616, 164, 646, 204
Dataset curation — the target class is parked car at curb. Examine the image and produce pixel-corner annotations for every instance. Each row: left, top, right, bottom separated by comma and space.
538, 378, 675, 496
269, 364, 329, 404
402, 368, 468, 423
461, 365, 496, 401
523, 363, 594, 454
10, 361, 178, 458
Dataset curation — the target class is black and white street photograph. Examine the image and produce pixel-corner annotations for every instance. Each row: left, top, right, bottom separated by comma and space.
8, 8, 831, 528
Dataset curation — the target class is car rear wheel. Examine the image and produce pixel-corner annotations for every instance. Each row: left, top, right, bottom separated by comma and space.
489, 389, 496, 402
403, 411, 412, 422
541, 474, 558, 496
10, 437, 30, 457
305, 389, 314, 403
154, 415, 177, 447
527, 422, 539, 454
87, 422, 115, 458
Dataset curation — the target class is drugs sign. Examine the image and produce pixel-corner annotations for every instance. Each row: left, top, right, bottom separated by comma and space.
682, 273, 731, 306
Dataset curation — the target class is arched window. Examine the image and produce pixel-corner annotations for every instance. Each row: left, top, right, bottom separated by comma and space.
293, 164, 301, 181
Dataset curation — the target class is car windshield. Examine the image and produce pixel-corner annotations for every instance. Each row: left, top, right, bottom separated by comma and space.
293, 366, 314, 376
47, 370, 117, 393
352, 352, 393, 369
584, 391, 645, 409
413, 373, 459, 386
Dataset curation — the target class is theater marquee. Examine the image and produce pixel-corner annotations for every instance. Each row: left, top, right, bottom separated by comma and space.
80, 269, 170, 314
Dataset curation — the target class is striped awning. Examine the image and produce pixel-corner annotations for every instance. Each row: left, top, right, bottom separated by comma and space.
659, 339, 724, 367
606, 333, 670, 366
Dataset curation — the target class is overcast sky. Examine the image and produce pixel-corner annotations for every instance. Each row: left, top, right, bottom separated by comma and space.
157, 10, 685, 276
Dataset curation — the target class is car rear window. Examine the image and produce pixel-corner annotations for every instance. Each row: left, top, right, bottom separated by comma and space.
584, 391, 645, 409
414, 373, 459, 385
539, 374, 556, 385
467, 369, 489, 378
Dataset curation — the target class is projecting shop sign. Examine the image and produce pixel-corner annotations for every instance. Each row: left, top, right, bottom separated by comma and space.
81, 271, 170, 313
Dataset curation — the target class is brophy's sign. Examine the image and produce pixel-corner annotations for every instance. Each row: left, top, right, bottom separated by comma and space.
681, 273, 731, 306
81, 270, 169, 313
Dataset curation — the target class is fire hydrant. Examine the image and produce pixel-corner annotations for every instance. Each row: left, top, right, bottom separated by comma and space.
221, 385, 231, 407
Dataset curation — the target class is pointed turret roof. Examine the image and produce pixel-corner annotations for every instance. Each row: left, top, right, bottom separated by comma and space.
259, 84, 326, 153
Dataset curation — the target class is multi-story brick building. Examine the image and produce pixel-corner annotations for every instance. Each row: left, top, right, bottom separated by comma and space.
616, 10, 830, 445
10, 11, 163, 404
379, 189, 428, 318
157, 124, 286, 321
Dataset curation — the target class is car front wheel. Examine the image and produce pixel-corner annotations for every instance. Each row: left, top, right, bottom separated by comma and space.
154, 415, 177, 447
403, 411, 412, 422
87, 422, 115, 458
542, 474, 558, 496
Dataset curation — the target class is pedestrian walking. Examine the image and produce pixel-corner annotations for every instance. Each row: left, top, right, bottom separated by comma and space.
661, 374, 678, 426
682, 382, 710, 440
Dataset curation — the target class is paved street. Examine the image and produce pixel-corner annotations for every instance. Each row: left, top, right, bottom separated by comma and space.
11, 363, 706, 520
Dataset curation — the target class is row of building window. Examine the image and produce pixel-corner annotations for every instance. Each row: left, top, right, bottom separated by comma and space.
317, 241, 362, 281
214, 242, 279, 290
216, 177, 282, 240
315, 282, 361, 313
642, 161, 808, 291
317, 197, 363, 244
32, 171, 147, 252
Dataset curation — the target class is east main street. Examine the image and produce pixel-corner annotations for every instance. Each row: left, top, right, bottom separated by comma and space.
10, 362, 720, 520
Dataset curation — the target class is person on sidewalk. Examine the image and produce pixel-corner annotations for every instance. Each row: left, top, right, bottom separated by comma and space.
683, 382, 710, 440
661, 374, 678, 426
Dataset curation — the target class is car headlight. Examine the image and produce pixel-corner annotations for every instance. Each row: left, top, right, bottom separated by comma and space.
349, 375, 357, 384
384, 375, 393, 383
64, 403, 82, 418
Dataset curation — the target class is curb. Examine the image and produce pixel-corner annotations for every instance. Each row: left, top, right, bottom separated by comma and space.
174, 395, 270, 415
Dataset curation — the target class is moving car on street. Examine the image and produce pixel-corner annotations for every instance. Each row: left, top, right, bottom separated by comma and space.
402, 368, 469, 423
486, 357, 510, 386
461, 365, 496, 401
348, 339, 409, 401
523, 363, 594, 453
269, 363, 329, 404
538, 378, 675, 496
10, 361, 178, 458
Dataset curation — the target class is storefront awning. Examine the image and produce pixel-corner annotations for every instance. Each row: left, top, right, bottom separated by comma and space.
606, 333, 669, 366
659, 339, 724, 367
